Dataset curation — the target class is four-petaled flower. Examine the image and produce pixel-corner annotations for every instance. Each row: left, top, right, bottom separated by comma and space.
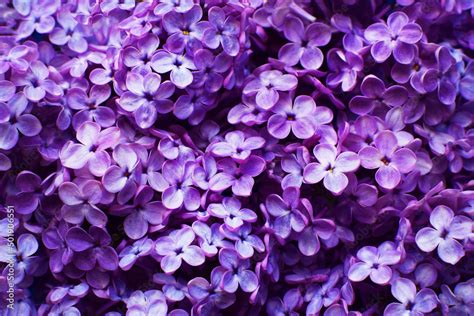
304, 143, 360, 195
155, 226, 205, 274
415, 205, 472, 265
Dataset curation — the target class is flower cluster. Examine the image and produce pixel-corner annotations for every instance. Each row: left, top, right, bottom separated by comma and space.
0, 0, 473, 315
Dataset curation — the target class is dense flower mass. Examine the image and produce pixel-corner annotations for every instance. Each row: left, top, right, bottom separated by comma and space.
0, 0, 473, 315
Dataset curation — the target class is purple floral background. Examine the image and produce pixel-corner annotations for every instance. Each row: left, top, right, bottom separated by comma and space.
0, 0, 473, 315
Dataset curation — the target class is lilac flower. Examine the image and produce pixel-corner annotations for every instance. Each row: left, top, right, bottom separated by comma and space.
415, 205, 471, 264
217, 248, 258, 293
327, 49, 364, 92
111, 186, 168, 239
0, 92, 42, 150
15, 0, 57, 39
118, 72, 175, 128
192, 154, 217, 191
58, 180, 108, 227
359, 130, 417, 189
439, 279, 474, 315
365, 12, 423, 64
268, 94, 332, 139
187, 267, 236, 309
209, 130, 265, 162
102, 144, 140, 204
209, 156, 266, 197
278, 18, 332, 70
163, 5, 208, 53
67, 85, 115, 129
153, 273, 188, 302
243, 70, 298, 110
265, 187, 308, 239
100, 0, 136, 14
304, 271, 341, 315
173, 89, 216, 125
49, 8, 89, 53
155, 226, 205, 274
122, 33, 160, 71
60, 122, 120, 176
192, 49, 231, 93
349, 75, 408, 115
6, 171, 43, 215
42, 222, 73, 273
202, 7, 240, 56
48, 282, 89, 304
154, 0, 194, 16
303, 143, 360, 195
119, 238, 154, 270
151, 49, 196, 88
348, 242, 402, 284
0, 234, 40, 282
221, 223, 265, 259
13, 61, 62, 101
157, 159, 200, 211
280, 146, 310, 189
267, 288, 302, 316
126, 290, 168, 315
207, 197, 257, 230
384, 278, 438, 315
298, 211, 336, 257
66, 226, 118, 271
192, 222, 232, 257
0, 45, 30, 74
421, 46, 458, 105
227, 95, 271, 126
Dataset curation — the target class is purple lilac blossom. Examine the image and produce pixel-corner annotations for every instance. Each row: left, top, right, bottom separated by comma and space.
0, 1, 473, 315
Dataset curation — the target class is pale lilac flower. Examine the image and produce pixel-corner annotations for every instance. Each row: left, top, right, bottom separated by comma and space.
0, 45, 30, 74
209, 156, 266, 197
217, 248, 258, 293
151, 49, 196, 88
13, 61, 62, 101
348, 242, 402, 285
415, 205, 472, 265
155, 226, 205, 274
58, 180, 108, 227
359, 130, 417, 189
162, 5, 208, 53
221, 223, 265, 259
280, 146, 310, 189
49, 8, 89, 53
122, 33, 160, 71
60, 122, 120, 176
192, 222, 232, 257
118, 72, 175, 129
0, 92, 42, 150
268, 94, 332, 140
102, 144, 140, 204
303, 143, 360, 195
111, 186, 168, 240
209, 130, 265, 162
158, 159, 200, 211
243, 70, 298, 110
278, 18, 332, 70
365, 12, 423, 64
119, 238, 154, 271
126, 290, 168, 315
384, 278, 438, 315
207, 197, 257, 230
202, 7, 240, 56
265, 187, 308, 239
